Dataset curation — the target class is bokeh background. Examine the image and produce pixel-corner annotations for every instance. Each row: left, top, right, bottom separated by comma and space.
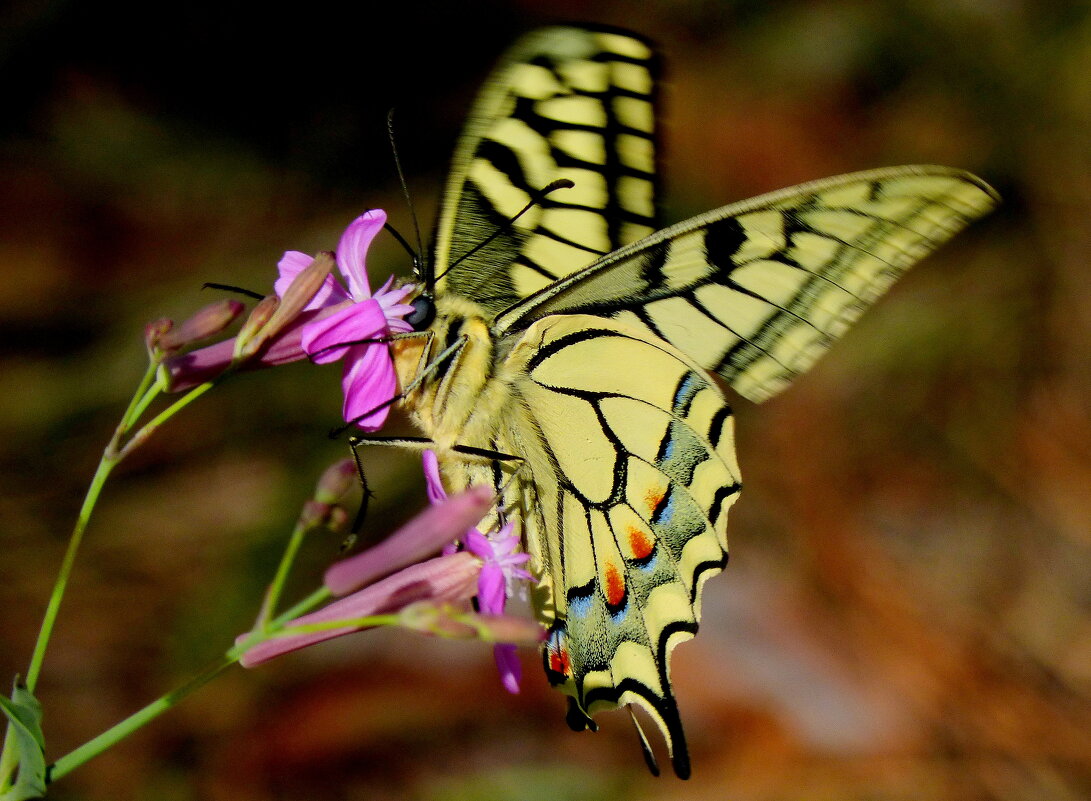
2, 1, 1090, 799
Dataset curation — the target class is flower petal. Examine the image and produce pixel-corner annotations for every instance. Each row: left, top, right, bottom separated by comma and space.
241, 552, 481, 666
163, 298, 363, 392
422, 451, 448, 505
494, 644, 522, 694
336, 209, 387, 299
476, 563, 507, 615
301, 298, 388, 365
324, 485, 494, 595
340, 343, 397, 430
275, 251, 347, 309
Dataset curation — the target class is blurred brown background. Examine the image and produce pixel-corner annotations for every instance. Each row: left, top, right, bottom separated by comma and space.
2, 1, 1089, 799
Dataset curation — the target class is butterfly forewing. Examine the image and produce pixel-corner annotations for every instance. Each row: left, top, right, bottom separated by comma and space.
432, 25, 661, 313
494, 166, 999, 402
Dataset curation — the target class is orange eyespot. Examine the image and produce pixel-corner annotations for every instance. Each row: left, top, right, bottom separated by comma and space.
604, 562, 625, 608
549, 647, 571, 677
628, 526, 654, 559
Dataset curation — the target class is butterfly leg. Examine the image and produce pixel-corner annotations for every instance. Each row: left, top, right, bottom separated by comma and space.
344, 433, 524, 533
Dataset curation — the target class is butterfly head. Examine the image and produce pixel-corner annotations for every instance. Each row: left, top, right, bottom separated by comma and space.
405, 291, 436, 331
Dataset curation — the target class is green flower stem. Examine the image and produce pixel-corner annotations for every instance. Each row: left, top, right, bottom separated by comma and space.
276, 586, 332, 624
25, 377, 218, 694
117, 363, 159, 434
26, 455, 116, 693
1, 452, 117, 791
49, 654, 235, 782
265, 614, 400, 637
121, 372, 166, 436
3, 370, 232, 789
118, 381, 216, 459
47, 585, 335, 783
258, 520, 312, 629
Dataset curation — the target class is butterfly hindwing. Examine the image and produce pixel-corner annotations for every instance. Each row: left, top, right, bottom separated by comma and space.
494, 166, 1000, 402
432, 25, 661, 313
500, 314, 742, 779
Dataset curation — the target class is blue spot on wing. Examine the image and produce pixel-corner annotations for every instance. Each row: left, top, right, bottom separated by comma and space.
636, 551, 658, 572
672, 371, 703, 415
568, 589, 594, 619
651, 486, 676, 526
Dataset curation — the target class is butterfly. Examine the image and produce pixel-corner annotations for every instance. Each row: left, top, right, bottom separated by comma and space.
375, 24, 998, 778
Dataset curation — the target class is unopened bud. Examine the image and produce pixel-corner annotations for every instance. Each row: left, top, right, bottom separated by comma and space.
395, 604, 545, 645
233, 295, 280, 360
328, 507, 351, 539
145, 318, 174, 356
315, 458, 358, 506
159, 299, 245, 354
298, 499, 331, 529
278, 251, 335, 323
253, 252, 337, 357
232, 251, 334, 362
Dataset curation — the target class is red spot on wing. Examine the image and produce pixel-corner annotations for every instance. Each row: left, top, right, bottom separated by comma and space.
628, 526, 654, 559
549, 647, 571, 677
604, 562, 626, 608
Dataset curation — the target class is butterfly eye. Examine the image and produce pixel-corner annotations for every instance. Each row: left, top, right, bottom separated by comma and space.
406, 295, 436, 330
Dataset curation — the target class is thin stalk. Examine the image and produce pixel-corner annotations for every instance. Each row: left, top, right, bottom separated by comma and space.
49, 654, 235, 782
118, 382, 215, 459
3, 370, 231, 788
117, 363, 159, 433
121, 375, 164, 435
0, 453, 117, 791
49, 585, 335, 783
257, 521, 311, 630
275, 586, 332, 625
26, 455, 116, 692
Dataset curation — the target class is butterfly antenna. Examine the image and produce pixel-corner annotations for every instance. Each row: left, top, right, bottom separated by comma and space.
435, 178, 574, 282
387, 108, 426, 280
202, 282, 265, 301
382, 221, 419, 263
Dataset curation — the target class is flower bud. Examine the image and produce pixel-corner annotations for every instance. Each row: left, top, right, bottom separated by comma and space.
324, 485, 493, 596
297, 500, 332, 530
278, 250, 336, 324
328, 507, 352, 540
232, 295, 280, 360
145, 317, 174, 355
397, 602, 477, 638
472, 613, 547, 646
237, 251, 336, 362
314, 458, 358, 506
158, 299, 245, 355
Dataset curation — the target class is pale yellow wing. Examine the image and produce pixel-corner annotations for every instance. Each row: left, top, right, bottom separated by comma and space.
497, 314, 742, 778
431, 25, 660, 313
494, 166, 999, 402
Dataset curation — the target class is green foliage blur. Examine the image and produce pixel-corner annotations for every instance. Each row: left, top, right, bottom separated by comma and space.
1, 1, 1089, 799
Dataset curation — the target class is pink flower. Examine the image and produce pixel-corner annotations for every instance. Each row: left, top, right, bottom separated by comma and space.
275, 210, 414, 430
422, 451, 533, 693
238, 485, 544, 667
163, 210, 414, 431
